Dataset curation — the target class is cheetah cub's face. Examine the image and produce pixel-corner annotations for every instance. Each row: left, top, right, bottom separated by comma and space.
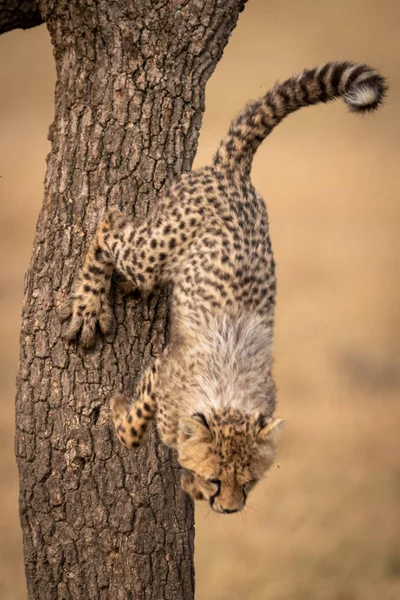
178, 411, 283, 514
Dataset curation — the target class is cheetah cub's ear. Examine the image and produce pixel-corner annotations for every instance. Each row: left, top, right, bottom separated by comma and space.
256, 416, 284, 445
179, 413, 212, 443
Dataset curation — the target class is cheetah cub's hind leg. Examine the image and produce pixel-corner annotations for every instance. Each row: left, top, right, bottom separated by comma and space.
61, 206, 170, 347
60, 209, 123, 347
110, 356, 161, 448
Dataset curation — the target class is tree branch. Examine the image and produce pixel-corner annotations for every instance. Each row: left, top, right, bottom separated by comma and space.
0, 0, 43, 36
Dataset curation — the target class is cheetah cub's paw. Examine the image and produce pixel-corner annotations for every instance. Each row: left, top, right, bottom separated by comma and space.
110, 393, 144, 449
181, 471, 206, 500
60, 282, 113, 348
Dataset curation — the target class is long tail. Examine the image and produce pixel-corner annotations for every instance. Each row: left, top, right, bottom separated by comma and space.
213, 61, 387, 175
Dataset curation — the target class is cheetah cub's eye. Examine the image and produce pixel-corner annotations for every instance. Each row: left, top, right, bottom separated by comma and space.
208, 478, 221, 487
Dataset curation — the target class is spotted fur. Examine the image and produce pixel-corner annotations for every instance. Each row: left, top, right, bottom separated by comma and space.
61, 61, 386, 513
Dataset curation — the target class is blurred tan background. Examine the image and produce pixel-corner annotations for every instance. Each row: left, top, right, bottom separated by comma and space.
1, 1, 399, 599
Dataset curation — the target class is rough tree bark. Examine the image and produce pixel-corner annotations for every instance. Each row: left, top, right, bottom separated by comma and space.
4, 0, 248, 598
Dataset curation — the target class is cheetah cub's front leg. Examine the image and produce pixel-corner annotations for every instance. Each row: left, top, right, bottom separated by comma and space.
110, 356, 162, 448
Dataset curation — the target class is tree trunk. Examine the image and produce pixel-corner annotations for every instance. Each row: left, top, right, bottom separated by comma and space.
7, 0, 248, 598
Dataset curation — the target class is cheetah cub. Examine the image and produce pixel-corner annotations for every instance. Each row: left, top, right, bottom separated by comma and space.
62, 61, 386, 513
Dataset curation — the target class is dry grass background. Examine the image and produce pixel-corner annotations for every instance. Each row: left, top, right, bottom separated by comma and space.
1, 1, 399, 599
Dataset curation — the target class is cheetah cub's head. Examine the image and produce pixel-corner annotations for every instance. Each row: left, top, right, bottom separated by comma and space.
177, 411, 283, 513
